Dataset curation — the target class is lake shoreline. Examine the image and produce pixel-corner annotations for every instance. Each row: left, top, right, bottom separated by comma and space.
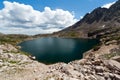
0, 37, 119, 80
19, 37, 100, 64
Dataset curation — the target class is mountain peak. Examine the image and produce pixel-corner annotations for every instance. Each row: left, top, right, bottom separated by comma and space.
55, 0, 120, 38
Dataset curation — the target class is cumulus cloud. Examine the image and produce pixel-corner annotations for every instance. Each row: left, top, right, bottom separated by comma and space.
0, 1, 77, 35
102, 2, 115, 9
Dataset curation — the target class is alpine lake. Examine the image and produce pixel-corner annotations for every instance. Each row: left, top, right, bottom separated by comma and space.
19, 37, 99, 64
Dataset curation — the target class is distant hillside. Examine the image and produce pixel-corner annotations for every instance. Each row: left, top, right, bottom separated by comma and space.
0, 32, 4, 36
0, 34, 31, 45
54, 0, 120, 38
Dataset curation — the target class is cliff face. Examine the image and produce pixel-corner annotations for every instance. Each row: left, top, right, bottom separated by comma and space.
55, 0, 120, 38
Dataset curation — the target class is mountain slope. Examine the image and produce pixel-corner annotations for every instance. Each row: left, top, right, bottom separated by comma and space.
54, 0, 120, 38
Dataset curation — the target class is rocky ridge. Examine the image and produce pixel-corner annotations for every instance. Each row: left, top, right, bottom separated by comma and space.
53, 0, 120, 38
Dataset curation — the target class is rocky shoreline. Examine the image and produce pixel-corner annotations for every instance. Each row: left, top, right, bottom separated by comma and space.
0, 39, 120, 80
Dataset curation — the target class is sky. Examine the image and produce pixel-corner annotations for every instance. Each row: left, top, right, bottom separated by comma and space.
0, 0, 117, 35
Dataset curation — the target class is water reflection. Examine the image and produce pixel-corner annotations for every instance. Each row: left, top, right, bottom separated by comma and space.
19, 37, 99, 64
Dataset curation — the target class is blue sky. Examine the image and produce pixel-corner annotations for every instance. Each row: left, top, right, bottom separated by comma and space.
0, 0, 117, 35
0, 0, 117, 19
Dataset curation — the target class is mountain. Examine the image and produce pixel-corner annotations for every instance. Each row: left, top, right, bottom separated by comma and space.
54, 0, 120, 38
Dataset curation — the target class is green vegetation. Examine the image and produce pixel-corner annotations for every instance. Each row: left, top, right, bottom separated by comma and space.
44, 75, 63, 80
0, 34, 32, 56
100, 27, 120, 44
101, 47, 120, 59
58, 31, 80, 38
101, 52, 120, 60
8, 60, 20, 64
69, 31, 77, 37
0, 34, 30, 45
18, 50, 31, 56
93, 45, 101, 51
1, 57, 20, 64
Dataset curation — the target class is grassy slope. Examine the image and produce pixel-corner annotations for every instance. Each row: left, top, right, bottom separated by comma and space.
0, 34, 31, 45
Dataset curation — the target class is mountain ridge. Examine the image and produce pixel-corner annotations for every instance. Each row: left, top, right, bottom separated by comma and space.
54, 0, 120, 38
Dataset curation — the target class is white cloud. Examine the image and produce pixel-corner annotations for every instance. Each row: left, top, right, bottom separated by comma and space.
80, 16, 83, 19
0, 1, 77, 35
102, 2, 115, 9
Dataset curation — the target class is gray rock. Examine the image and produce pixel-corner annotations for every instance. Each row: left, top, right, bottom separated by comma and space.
95, 66, 104, 73
111, 56, 120, 62
104, 60, 120, 71
92, 60, 103, 66
114, 74, 120, 80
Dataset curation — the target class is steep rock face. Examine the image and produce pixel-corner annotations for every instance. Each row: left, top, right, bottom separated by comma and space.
80, 7, 108, 24
55, 0, 120, 38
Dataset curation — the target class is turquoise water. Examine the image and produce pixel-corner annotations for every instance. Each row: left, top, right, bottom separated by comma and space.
19, 37, 99, 64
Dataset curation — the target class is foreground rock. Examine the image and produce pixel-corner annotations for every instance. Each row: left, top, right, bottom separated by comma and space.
0, 43, 119, 80
0, 44, 48, 80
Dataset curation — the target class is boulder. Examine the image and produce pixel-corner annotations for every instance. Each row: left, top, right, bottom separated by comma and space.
114, 74, 120, 80
95, 66, 104, 73
92, 59, 103, 66
104, 60, 120, 72
111, 56, 120, 62
0, 49, 3, 54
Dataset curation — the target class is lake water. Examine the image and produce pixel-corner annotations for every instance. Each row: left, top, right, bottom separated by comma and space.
19, 37, 99, 64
